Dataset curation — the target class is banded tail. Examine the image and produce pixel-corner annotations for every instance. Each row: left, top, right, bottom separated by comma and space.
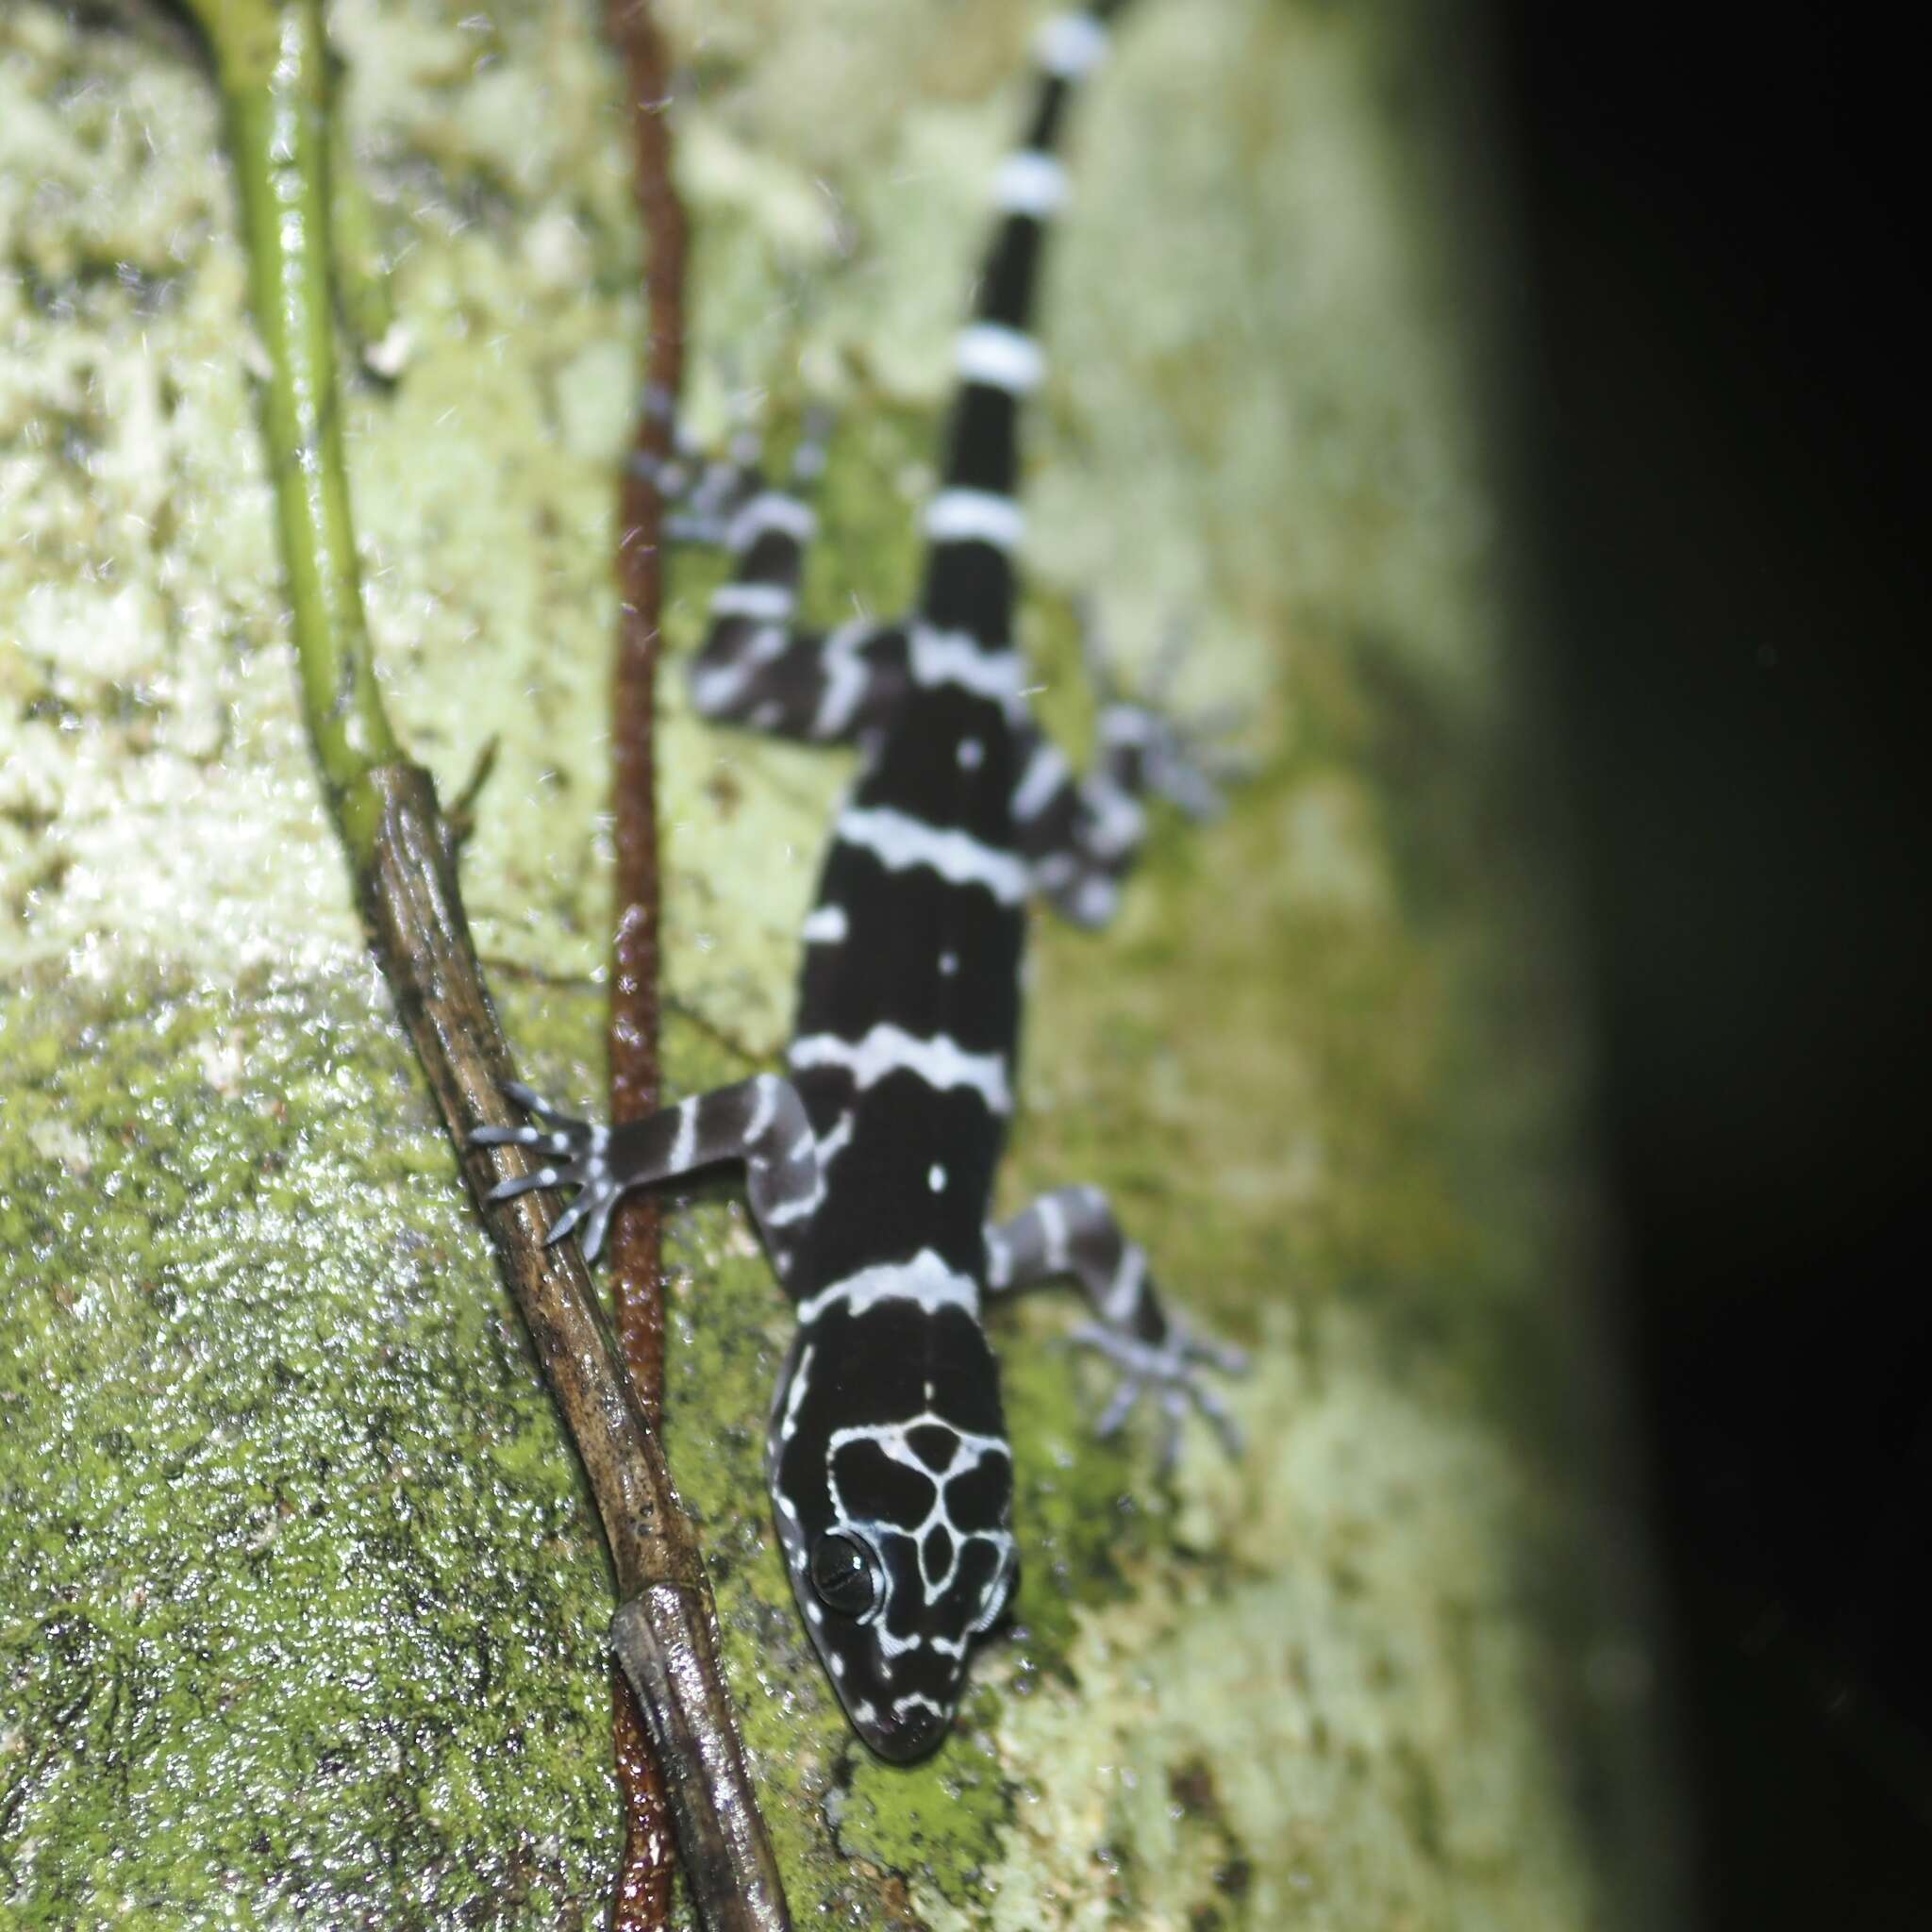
919, 2, 1133, 647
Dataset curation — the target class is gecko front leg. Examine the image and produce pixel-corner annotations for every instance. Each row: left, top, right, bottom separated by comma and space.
473, 1074, 824, 1278
987, 1185, 1246, 1468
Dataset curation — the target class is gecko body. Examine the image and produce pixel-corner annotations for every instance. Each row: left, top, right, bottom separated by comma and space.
478, 0, 1240, 1761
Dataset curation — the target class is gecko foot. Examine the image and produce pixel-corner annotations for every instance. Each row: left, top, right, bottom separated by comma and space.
1066, 1318, 1248, 1473
469, 1082, 624, 1259
1079, 604, 1248, 823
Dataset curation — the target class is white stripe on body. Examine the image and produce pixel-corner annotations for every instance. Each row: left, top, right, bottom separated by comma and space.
925, 489, 1025, 552
796, 1248, 982, 1324
780, 1342, 815, 1441
891, 1690, 950, 1720
836, 804, 1030, 904
790, 1023, 1014, 1114
994, 149, 1068, 218
708, 582, 795, 623
724, 491, 816, 550
1036, 11, 1110, 77
909, 625, 1022, 701
801, 902, 850, 944
956, 324, 1045, 393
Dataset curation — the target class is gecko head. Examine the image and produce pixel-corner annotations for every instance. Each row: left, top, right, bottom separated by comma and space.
769, 1335, 1019, 1761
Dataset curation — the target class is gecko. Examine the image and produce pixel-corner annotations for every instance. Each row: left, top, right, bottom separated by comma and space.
476, 0, 1242, 1762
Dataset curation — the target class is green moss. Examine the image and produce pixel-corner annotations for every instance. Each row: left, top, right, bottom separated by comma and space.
0, 969, 620, 1924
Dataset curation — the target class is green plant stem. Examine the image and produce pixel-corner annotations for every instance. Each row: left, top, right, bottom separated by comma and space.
199, 0, 397, 864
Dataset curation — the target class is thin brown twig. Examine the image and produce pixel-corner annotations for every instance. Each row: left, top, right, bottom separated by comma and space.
602, 0, 691, 1924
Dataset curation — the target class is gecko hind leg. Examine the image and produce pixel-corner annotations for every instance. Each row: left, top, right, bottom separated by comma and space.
1013, 608, 1245, 929
643, 394, 911, 744
636, 381, 831, 547
1086, 606, 1249, 822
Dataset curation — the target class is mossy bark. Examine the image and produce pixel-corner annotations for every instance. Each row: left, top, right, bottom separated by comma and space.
1, 1, 1683, 1926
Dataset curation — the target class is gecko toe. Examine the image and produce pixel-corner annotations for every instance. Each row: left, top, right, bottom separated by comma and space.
543, 1191, 591, 1247
487, 1166, 558, 1204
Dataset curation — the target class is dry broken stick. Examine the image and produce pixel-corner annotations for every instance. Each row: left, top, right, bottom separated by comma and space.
182, 1, 790, 1925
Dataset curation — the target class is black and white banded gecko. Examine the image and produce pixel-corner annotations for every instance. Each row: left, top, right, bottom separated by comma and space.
477, 0, 1241, 1763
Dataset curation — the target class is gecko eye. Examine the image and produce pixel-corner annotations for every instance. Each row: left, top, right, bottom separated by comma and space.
810, 1533, 883, 1622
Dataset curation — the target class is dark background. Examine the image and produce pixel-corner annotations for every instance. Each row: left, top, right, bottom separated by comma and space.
1489, 4, 1929, 1925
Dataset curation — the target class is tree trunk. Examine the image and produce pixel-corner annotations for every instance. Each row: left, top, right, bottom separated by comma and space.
0, 0, 1683, 1924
